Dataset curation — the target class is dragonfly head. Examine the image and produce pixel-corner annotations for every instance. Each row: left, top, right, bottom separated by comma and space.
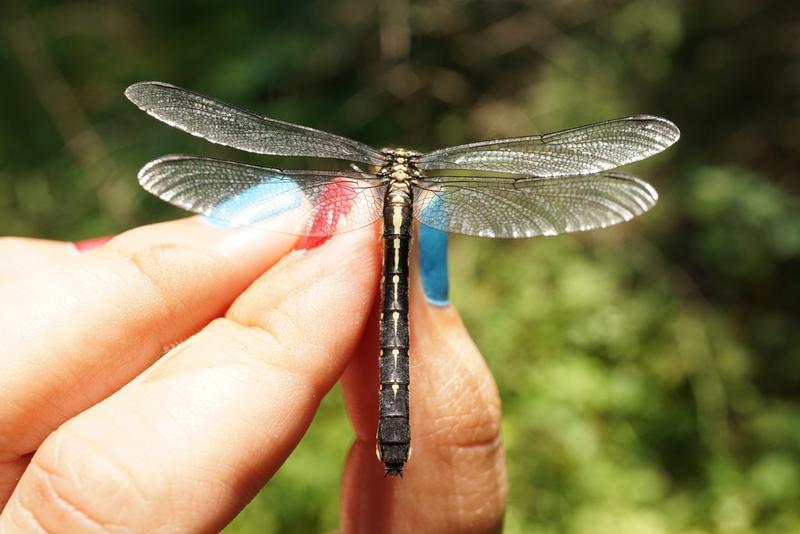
381, 147, 422, 160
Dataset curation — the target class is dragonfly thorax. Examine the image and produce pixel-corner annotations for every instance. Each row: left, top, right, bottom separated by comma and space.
380, 147, 422, 185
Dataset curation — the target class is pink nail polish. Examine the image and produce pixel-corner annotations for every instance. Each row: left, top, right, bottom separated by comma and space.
74, 235, 113, 252
294, 178, 357, 251
295, 234, 332, 250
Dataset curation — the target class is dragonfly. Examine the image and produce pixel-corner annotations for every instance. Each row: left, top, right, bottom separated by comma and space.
125, 81, 680, 476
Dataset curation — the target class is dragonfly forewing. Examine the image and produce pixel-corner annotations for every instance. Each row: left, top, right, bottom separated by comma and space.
126, 82, 387, 166
417, 115, 679, 177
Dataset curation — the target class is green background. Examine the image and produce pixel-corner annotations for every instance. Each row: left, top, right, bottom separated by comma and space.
2, 1, 799, 532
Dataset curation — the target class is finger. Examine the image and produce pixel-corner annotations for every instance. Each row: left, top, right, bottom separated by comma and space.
0, 238, 77, 279
0, 235, 113, 280
0, 227, 381, 532
0, 218, 295, 487
340, 225, 507, 533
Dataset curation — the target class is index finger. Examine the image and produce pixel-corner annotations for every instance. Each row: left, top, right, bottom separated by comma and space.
0, 218, 295, 472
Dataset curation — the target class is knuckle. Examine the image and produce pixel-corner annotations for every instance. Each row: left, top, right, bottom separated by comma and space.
432, 366, 504, 453
106, 237, 231, 305
209, 318, 326, 400
99, 242, 231, 350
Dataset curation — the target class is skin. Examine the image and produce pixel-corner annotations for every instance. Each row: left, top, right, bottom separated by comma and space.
0, 217, 506, 533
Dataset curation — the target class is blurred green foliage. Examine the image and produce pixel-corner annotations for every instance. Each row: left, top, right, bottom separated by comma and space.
2, 0, 799, 532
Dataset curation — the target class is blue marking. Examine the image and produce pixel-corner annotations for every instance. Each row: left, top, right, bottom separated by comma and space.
203, 175, 302, 228
419, 197, 449, 306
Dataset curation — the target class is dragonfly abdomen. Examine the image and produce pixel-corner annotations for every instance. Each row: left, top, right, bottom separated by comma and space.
377, 175, 414, 476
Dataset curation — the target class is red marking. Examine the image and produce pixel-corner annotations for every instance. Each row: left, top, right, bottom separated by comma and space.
295, 178, 357, 250
74, 235, 113, 252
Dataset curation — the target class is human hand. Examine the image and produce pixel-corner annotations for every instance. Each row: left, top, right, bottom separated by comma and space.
0, 217, 506, 532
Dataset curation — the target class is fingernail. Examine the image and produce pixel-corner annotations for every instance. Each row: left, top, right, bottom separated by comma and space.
419, 207, 449, 306
295, 234, 331, 250
295, 178, 358, 250
74, 235, 113, 252
202, 178, 302, 229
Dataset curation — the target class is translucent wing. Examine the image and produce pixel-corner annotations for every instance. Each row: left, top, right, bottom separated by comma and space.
138, 155, 384, 236
413, 173, 658, 238
418, 116, 679, 176
126, 82, 386, 166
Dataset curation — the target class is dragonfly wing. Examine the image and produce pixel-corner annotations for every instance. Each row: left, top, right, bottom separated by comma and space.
126, 82, 386, 166
138, 155, 384, 236
413, 173, 658, 238
418, 115, 679, 176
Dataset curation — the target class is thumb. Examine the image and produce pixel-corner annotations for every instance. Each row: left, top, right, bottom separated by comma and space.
339, 222, 507, 533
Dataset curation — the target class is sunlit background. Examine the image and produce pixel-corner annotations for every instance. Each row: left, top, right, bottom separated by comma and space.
2, 0, 799, 532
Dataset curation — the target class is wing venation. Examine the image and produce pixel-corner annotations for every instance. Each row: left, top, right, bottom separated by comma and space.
126, 82, 386, 166
413, 172, 658, 238
418, 115, 679, 176
138, 155, 384, 236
